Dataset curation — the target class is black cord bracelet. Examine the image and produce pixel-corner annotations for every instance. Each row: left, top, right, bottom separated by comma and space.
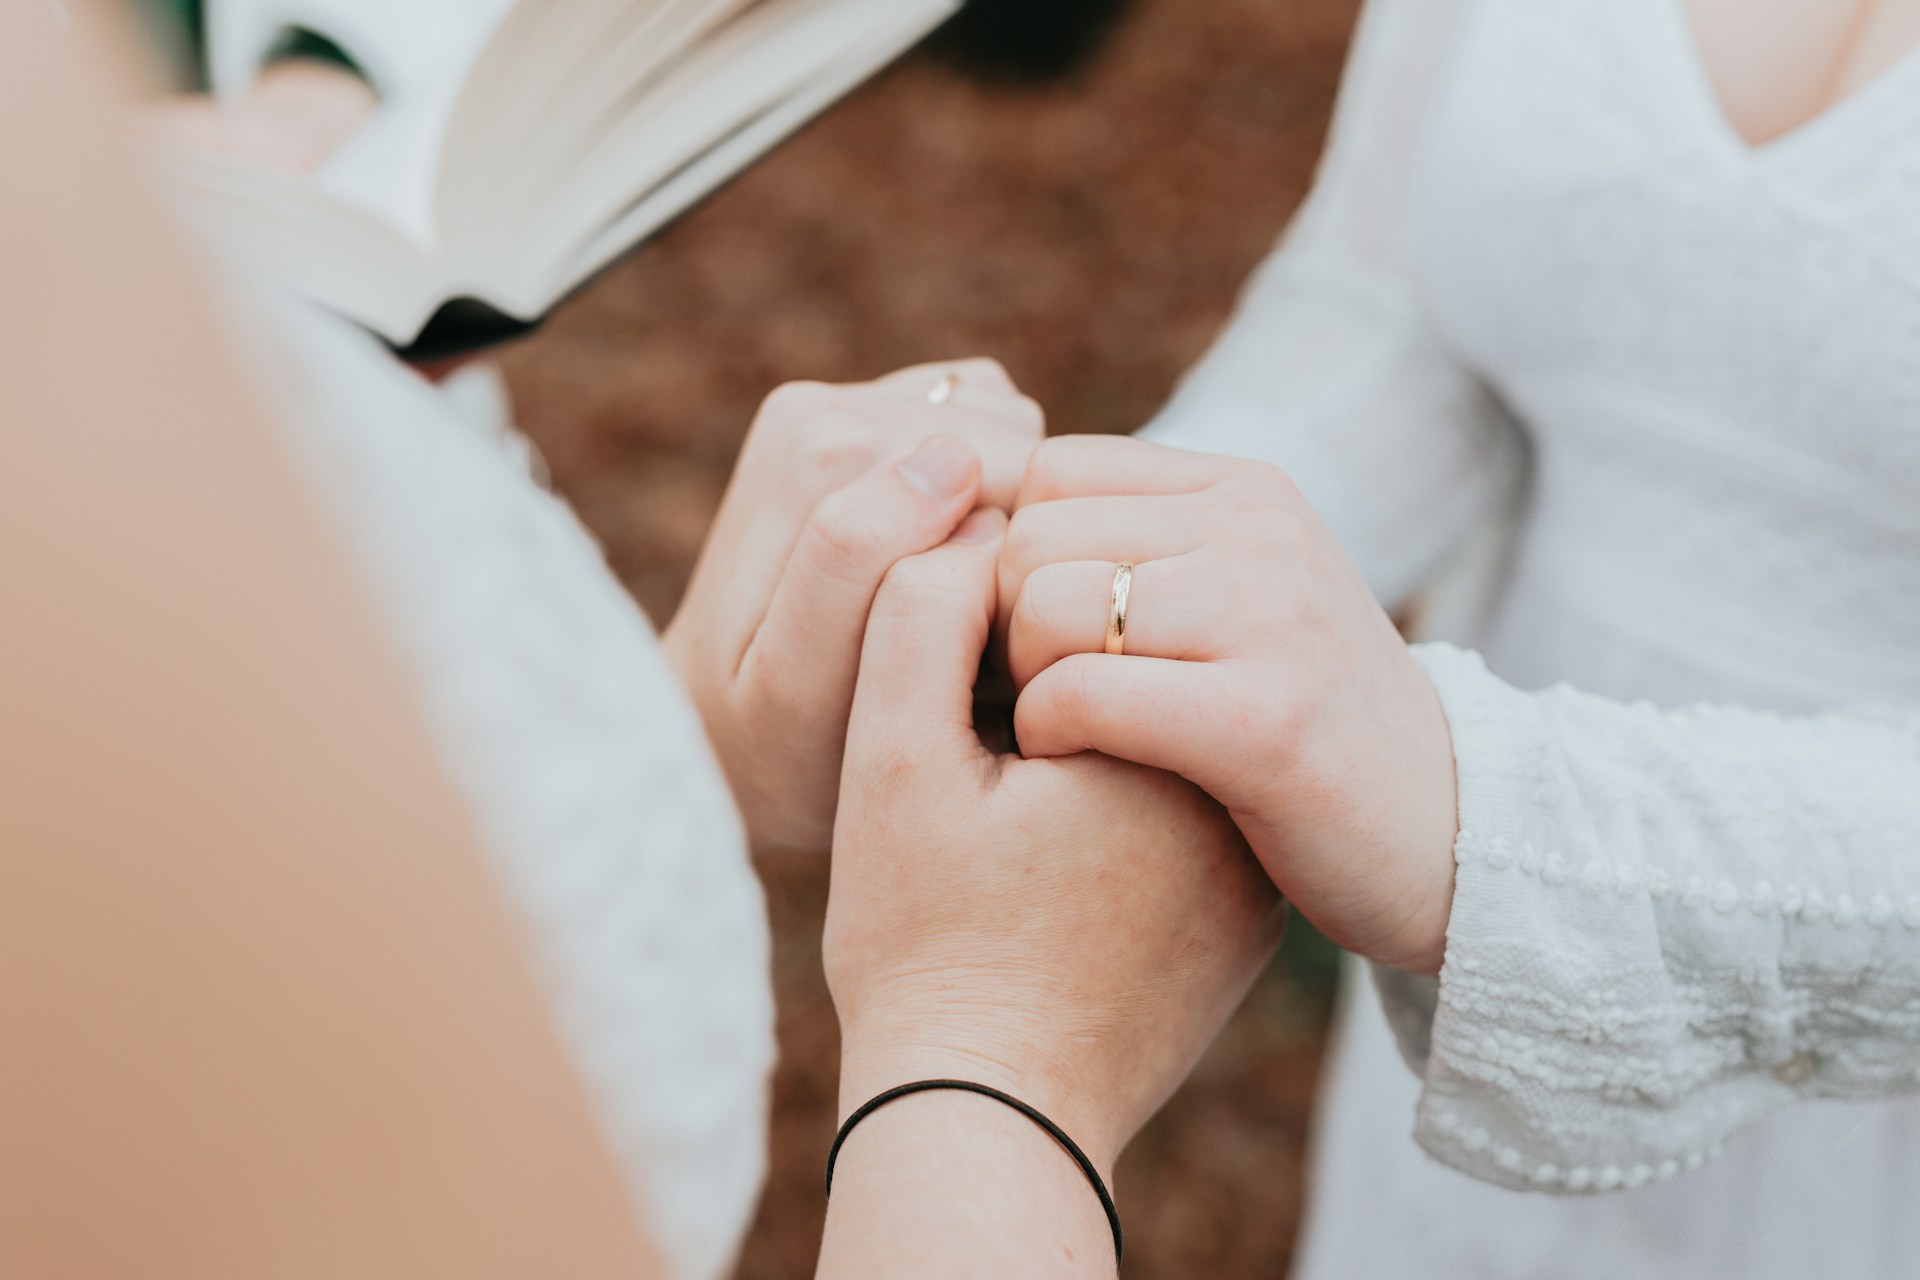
825, 1079, 1123, 1267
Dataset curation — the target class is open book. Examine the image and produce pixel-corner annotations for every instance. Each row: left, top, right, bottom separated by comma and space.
161, 0, 959, 354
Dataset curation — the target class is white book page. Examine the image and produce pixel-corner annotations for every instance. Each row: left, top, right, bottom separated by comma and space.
184, 0, 957, 337
534, 0, 959, 306
489, 0, 948, 283
436, 0, 757, 241
203, 0, 519, 244
155, 145, 452, 338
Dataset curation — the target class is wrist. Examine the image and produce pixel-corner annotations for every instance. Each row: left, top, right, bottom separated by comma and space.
818, 1078, 1120, 1278
1401, 665, 1462, 976
1367, 794, 1458, 977
838, 1019, 1121, 1180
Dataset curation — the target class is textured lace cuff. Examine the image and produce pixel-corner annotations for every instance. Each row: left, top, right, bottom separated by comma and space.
1404, 643, 1920, 1194
1403, 645, 1784, 1193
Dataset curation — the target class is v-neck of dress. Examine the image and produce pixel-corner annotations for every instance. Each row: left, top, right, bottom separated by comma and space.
1642, 0, 1920, 171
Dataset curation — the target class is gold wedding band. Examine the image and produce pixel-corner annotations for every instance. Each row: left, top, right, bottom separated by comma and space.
927, 372, 960, 405
1105, 563, 1133, 656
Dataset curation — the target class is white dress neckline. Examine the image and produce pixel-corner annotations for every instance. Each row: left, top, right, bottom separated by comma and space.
1640, 0, 1920, 169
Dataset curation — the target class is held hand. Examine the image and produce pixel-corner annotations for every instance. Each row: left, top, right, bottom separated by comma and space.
999, 435, 1460, 974
664, 361, 1044, 852
825, 508, 1286, 1176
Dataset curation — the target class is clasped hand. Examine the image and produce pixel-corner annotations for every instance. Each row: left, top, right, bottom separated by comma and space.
670, 364, 1461, 1172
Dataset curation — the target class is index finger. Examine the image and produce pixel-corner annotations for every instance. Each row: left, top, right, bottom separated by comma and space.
1015, 435, 1231, 510
845, 510, 1007, 777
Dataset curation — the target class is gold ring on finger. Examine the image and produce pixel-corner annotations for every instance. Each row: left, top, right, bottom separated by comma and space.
1106, 563, 1134, 656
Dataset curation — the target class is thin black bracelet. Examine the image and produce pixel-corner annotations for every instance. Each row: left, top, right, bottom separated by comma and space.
825, 1079, 1123, 1266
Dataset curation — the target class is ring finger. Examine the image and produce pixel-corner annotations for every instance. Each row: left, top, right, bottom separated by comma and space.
1006, 555, 1230, 689
998, 494, 1208, 624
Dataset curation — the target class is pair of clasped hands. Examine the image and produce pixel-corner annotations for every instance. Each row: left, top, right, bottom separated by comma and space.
665, 360, 1463, 1189
151, 81, 1452, 1175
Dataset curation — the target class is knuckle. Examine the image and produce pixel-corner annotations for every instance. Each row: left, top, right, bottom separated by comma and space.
834, 380, 901, 411
873, 553, 972, 619
1000, 505, 1047, 573
965, 394, 1047, 442
1287, 570, 1337, 631
1040, 657, 1097, 727
878, 551, 949, 599
1017, 433, 1080, 504
806, 486, 896, 571
958, 423, 1032, 477
954, 356, 1015, 389
1009, 576, 1048, 643
1243, 490, 1311, 547
1010, 563, 1068, 643
1007, 393, 1046, 436
1233, 457, 1306, 506
1028, 431, 1070, 474
757, 379, 838, 429
757, 382, 888, 455
791, 412, 884, 487
747, 672, 806, 726
1260, 695, 1312, 775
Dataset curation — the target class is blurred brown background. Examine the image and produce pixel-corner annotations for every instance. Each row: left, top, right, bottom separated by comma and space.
494, 1, 1366, 1274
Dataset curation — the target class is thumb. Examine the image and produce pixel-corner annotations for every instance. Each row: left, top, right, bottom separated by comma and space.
844, 507, 1008, 774
745, 434, 981, 693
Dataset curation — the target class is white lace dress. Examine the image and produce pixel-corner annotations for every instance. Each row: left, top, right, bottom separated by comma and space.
1144, 0, 1920, 1274
224, 291, 775, 1280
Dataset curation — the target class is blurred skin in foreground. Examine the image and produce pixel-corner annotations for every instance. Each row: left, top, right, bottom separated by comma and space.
0, 6, 664, 1278
147, 55, 378, 169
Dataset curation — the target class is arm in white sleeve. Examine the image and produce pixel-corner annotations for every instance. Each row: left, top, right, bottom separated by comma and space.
1142, 0, 1526, 612
1388, 643, 1920, 1194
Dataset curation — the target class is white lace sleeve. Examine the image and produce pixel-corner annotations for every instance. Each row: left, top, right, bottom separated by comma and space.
1142, 0, 1525, 612
1393, 642, 1920, 1195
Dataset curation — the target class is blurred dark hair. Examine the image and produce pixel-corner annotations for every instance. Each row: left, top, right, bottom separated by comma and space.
926, 0, 1138, 83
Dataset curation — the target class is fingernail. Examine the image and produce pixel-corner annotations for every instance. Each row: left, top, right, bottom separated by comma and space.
898, 435, 976, 500
953, 508, 1006, 543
